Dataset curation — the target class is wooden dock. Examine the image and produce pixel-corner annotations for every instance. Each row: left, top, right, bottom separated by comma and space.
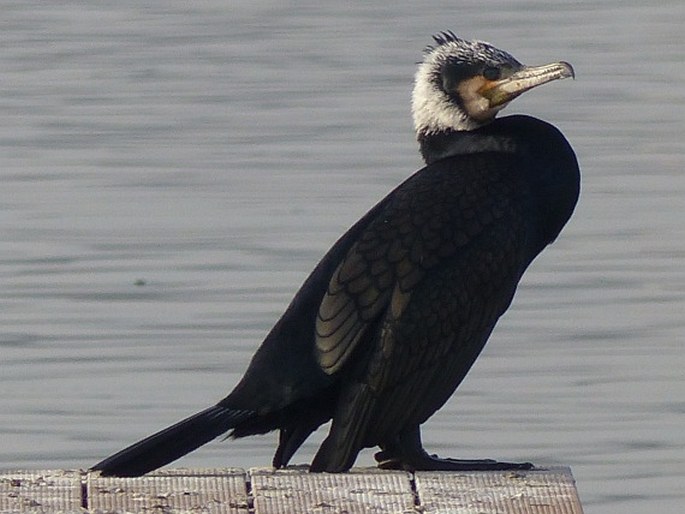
1, 466, 583, 513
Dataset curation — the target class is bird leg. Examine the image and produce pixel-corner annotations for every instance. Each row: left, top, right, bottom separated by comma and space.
375, 425, 533, 471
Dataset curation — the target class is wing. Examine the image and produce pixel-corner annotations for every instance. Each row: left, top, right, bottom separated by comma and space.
315, 151, 531, 377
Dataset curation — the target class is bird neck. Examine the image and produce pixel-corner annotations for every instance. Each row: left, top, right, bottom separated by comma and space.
417, 126, 517, 165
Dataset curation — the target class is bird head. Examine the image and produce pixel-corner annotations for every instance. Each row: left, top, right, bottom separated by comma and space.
412, 32, 574, 136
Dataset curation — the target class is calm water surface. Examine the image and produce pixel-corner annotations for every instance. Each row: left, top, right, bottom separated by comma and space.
1, 2, 683, 513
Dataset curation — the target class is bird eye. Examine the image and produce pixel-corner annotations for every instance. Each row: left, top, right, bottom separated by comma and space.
483, 66, 501, 81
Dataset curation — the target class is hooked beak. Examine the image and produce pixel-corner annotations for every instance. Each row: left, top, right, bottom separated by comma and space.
481, 61, 575, 108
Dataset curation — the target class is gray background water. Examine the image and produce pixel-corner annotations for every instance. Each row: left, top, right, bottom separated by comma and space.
1, 1, 683, 513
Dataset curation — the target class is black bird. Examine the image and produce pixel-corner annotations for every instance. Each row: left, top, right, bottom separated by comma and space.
92, 33, 579, 476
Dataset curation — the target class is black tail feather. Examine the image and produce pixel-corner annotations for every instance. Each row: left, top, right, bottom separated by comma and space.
91, 405, 254, 477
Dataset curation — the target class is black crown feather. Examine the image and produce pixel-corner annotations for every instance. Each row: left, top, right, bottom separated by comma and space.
425, 31, 464, 53
433, 31, 462, 46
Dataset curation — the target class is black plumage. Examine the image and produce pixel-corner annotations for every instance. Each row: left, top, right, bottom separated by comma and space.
92, 33, 579, 476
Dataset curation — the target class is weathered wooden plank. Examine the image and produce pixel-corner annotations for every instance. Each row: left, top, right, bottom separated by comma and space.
1, 467, 584, 513
0, 469, 83, 513
414, 467, 584, 514
87, 468, 249, 513
250, 467, 416, 514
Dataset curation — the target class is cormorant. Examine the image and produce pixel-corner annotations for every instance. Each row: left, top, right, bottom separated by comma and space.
92, 32, 579, 476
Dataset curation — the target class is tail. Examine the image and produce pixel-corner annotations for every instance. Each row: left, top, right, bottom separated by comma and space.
91, 405, 254, 477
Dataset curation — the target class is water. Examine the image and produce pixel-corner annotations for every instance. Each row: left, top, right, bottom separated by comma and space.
1, 1, 683, 512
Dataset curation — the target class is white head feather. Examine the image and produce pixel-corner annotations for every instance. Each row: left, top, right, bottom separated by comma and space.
411, 33, 522, 135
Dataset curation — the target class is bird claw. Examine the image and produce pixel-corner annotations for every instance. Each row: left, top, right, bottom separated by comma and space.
374, 449, 533, 471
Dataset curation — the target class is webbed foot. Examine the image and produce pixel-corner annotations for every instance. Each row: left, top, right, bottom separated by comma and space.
376, 425, 533, 471
375, 449, 533, 471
